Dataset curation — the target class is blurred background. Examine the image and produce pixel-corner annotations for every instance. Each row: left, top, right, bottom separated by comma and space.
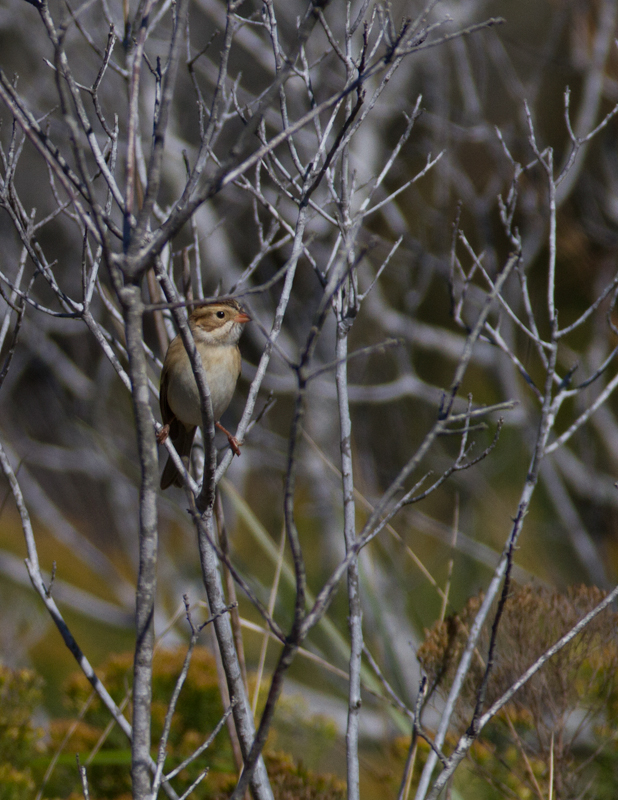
2, 0, 618, 797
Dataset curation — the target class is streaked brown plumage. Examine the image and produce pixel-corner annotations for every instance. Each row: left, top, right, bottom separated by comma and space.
158, 299, 250, 489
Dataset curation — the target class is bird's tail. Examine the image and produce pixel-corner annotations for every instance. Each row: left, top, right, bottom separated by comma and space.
160, 425, 197, 489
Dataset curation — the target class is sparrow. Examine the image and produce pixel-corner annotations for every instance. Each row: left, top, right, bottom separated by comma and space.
158, 299, 251, 490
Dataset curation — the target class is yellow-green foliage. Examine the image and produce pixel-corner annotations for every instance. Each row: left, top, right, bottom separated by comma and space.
0, 664, 44, 800
39, 647, 345, 800
252, 751, 344, 800
42, 647, 235, 798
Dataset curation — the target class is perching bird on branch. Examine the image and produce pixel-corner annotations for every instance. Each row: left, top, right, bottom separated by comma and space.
157, 299, 251, 490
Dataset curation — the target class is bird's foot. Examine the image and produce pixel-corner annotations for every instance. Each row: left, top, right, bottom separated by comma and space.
216, 421, 242, 456
227, 435, 242, 457
156, 424, 170, 444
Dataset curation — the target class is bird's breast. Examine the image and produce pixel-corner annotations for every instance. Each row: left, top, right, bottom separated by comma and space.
167, 344, 241, 426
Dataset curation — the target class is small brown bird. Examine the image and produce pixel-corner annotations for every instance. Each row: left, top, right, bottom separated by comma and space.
158, 299, 251, 490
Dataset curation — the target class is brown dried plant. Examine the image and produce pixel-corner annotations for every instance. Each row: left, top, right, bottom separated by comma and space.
418, 584, 618, 798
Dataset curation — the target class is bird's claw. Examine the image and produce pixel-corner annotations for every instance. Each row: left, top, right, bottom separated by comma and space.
228, 435, 242, 457
215, 421, 242, 456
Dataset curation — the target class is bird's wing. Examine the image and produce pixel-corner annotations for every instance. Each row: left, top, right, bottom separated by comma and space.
159, 362, 174, 425
159, 337, 183, 439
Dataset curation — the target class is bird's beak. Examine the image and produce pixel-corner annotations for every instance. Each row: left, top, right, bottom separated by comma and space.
234, 312, 251, 324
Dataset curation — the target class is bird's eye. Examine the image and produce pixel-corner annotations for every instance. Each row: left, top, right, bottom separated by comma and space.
216, 311, 226, 319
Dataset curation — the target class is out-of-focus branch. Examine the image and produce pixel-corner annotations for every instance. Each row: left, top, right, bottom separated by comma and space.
555, 0, 618, 205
